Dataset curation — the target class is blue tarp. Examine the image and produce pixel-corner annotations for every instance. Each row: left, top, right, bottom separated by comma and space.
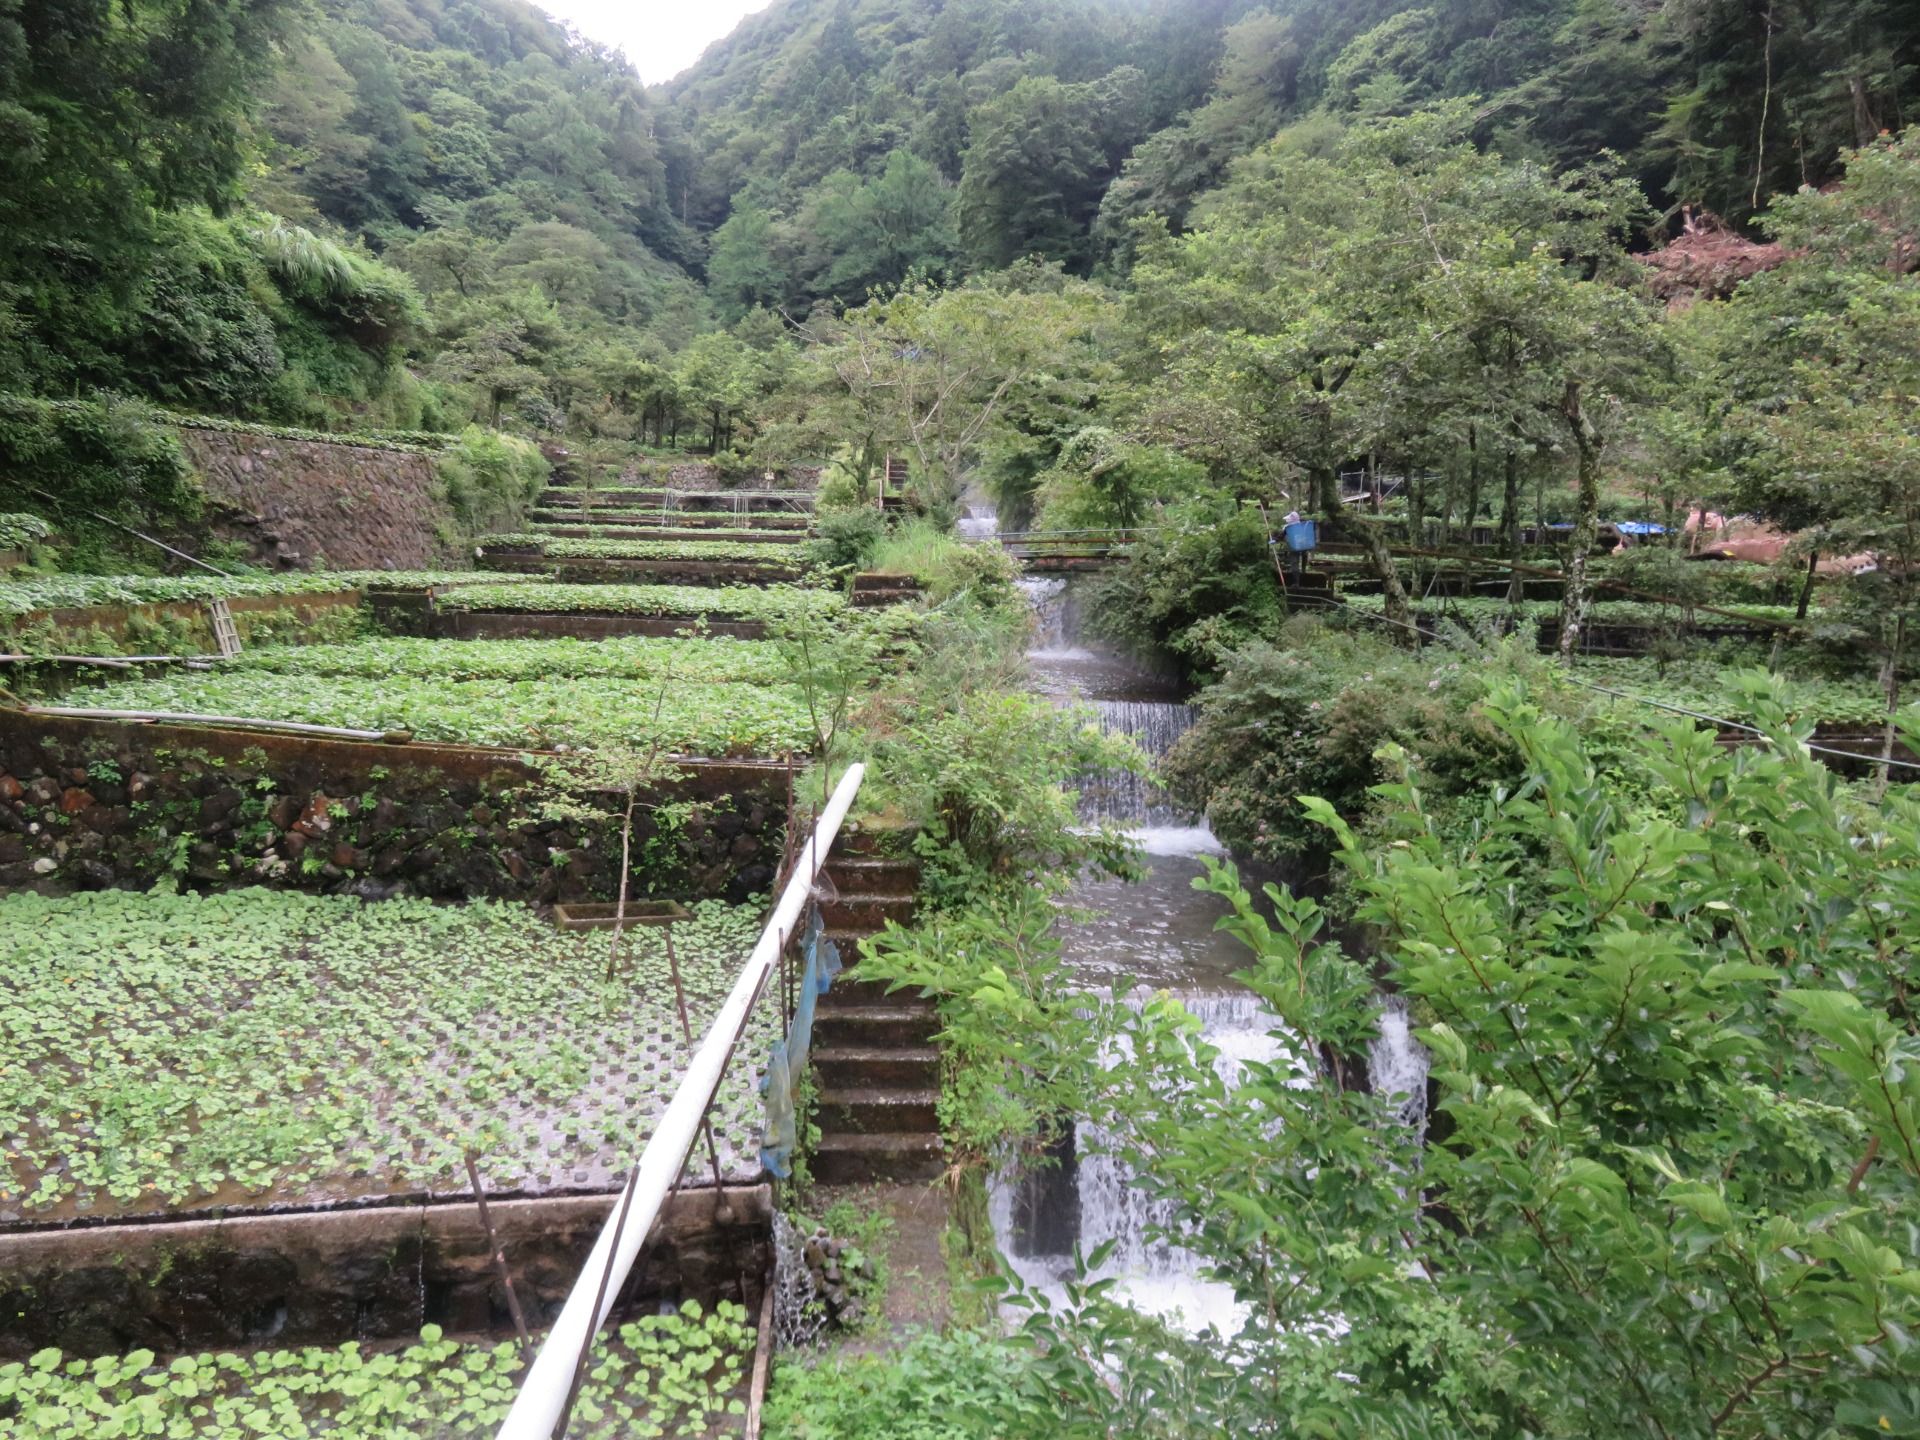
1614, 521, 1668, 535
759, 907, 842, 1179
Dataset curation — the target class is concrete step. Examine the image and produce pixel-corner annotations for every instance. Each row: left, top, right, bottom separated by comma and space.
823, 855, 919, 898
820, 892, 916, 933
830, 824, 917, 859
813, 1004, 939, 1049
811, 1132, 945, 1185
815, 1087, 940, 1134
812, 1045, 939, 1089
824, 967, 921, 1006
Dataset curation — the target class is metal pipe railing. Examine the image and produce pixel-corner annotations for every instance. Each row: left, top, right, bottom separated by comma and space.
494, 761, 865, 1440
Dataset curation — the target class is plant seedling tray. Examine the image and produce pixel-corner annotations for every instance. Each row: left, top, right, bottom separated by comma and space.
552, 900, 694, 931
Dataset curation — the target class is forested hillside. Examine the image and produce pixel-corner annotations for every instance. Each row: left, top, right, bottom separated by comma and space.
676, 0, 1920, 300
2, 0, 1914, 449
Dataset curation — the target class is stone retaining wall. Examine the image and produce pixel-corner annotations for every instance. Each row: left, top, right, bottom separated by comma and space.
179, 427, 455, 571
0, 712, 788, 903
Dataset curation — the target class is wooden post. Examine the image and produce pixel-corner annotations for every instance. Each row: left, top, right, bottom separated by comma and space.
464, 1153, 535, 1363
744, 1283, 778, 1440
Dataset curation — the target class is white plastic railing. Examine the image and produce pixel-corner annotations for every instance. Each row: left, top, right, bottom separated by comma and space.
495, 761, 864, 1440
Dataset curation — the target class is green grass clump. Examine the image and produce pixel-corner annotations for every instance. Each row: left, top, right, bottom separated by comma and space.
75, 670, 815, 755
0, 891, 774, 1218
0, 1304, 754, 1438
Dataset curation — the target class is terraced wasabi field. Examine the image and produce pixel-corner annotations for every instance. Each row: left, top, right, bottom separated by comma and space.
217, 634, 792, 685
0, 1305, 754, 1439
430, 581, 846, 624
74, 668, 816, 755
0, 571, 549, 618
486, 535, 808, 564
0, 891, 776, 1223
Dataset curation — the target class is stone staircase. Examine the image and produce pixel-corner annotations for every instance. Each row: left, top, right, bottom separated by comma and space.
808, 839, 944, 1184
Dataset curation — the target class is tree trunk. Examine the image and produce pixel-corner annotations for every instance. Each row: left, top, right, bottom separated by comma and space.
1323, 464, 1412, 640
1556, 382, 1605, 664
1364, 516, 1415, 640
1877, 615, 1906, 798
1315, 466, 1340, 517
1796, 549, 1819, 619
1462, 426, 1478, 544
1851, 74, 1879, 147
1501, 449, 1523, 609
1409, 464, 1427, 549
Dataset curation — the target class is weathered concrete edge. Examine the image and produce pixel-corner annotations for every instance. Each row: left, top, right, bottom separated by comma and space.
0, 1185, 772, 1266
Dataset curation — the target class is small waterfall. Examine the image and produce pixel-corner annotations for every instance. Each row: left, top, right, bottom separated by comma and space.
1367, 996, 1430, 1145
1080, 699, 1199, 829
994, 991, 1290, 1332
1018, 577, 1080, 657
958, 502, 1000, 541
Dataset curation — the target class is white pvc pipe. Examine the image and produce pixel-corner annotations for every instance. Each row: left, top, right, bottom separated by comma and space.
24, 705, 394, 741
496, 761, 865, 1440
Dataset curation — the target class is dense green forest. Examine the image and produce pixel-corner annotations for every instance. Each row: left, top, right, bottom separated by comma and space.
3, 0, 1915, 448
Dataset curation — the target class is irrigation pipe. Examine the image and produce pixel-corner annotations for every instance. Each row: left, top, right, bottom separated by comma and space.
18, 704, 404, 743
494, 761, 865, 1440
22, 484, 232, 578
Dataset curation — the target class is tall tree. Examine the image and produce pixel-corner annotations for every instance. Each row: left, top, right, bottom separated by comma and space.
957, 67, 1150, 272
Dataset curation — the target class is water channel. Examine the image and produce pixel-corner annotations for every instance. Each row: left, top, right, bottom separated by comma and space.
992, 566, 1428, 1334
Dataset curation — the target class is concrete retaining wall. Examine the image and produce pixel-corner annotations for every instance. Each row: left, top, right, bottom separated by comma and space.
0, 1185, 771, 1359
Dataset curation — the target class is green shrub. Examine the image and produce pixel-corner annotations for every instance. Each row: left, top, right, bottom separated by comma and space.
764, 1328, 1072, 1440
0, 512, 52, 550
862, 688, 1143, 904
869, 521, 1020, 611
1033, 426, 1208, 531
436, 427, 549, 543
1084, 500, 1285, 677
1164, 620, 1526, 864
805, 507, 885, 572
0, 394, 199, 547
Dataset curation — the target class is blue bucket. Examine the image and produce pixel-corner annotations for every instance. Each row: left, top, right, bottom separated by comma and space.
1284, 520, 1318, 553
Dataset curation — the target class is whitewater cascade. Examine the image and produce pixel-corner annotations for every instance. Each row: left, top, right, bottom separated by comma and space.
957, 501, 1000, 541
994, 569, 1438, 1337
993, 997, 1431, 1334
992, 991, 1288, 1332
1079, 699, 1200, 829
1367, 994, 1431, 1147
1019, 576, 1078, 657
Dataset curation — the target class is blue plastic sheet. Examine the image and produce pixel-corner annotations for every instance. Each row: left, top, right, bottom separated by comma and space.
760, 907, 842, 1178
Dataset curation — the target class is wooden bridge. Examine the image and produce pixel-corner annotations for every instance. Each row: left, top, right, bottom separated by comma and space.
993, 529, 1146, 570
993, 525, 1565, 575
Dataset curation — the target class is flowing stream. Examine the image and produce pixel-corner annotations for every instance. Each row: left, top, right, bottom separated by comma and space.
1001, 572, 1429, 1334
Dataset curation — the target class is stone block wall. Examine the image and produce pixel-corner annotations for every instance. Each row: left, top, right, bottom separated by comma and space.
0, 713, 787, 904
178, 427, 455, 571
